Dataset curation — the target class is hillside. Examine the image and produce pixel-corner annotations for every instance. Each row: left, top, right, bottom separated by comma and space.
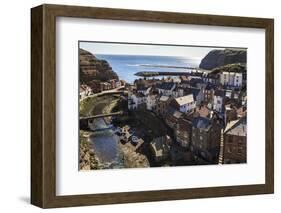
210, 63, 247, 74
199, 49, 246, 70
79, 48, 119, 83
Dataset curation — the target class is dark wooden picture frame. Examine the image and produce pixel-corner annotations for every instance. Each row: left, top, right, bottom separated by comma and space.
31, 4, 274, 208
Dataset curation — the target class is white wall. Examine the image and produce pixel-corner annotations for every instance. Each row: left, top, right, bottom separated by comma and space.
0, 0, 279, 212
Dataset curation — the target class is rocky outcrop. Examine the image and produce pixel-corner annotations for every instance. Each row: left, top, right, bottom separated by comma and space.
80, 48, 119, 83
199, 49, 246, 70
79, 131, 100, 170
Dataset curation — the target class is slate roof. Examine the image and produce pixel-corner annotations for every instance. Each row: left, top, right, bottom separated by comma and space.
137, 84, 149, 91
156, 82, 175, 90
190, 77, 204, 84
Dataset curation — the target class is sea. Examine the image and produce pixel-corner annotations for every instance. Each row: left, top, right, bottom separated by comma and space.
95, 54, 201, 83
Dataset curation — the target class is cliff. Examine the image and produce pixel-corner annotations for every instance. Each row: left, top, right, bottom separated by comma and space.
79, 48, 119, 83
199, 49, 246, 70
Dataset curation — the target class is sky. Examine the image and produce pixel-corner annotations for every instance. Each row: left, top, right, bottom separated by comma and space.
79, 41, 225, 59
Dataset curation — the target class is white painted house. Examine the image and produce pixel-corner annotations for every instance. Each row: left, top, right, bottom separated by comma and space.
213, 90, 225, 113
220, 72, 243, 88
156, 82, 176, 96
115, 81, 121, 88
137, 86, 151, 95
171, 94, 195, 113
79, 84, 92, 99
146, 93, 157, 111
128, 91, 146, 110
172, 86, 184, 98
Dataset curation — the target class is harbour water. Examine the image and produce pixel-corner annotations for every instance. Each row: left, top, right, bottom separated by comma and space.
96, 54, 200, 83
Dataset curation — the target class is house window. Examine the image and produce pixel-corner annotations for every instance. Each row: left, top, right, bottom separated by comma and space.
228, 136, 233, 143
200, 136, 203, 140
237, 143, 243, 154
227, 145, 232, 153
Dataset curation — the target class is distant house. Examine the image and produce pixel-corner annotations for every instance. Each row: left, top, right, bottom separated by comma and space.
170, 94, 195, 113
115, 80, 121, 88
87, 80, 102, 93
137, 85, 151, 95
213, 89, 225, 113
224, 104, 238, 124
202, 72, 209, 83
149, 135, 171, 162
135, 79, 158, 89
240, 92, 247, 106
203, 72, 220, 85
191, 116, 222, 162
146, 92, 158, 111
100, 82, 111, 91
223, 117, 247, 164
172, 85, 184, 98
109, 79, 117, 89
236, 106, 247, 118
225, 89, 241, 101
120, 80, 126, 86
128, 91, 146, 110
165, 107, 183, 129
180, 76, 188, 82
225, 89, 232, 99
220, 72, 243, 88
203, 83, 215, 103
184, 87, 204, 106
156, 82, 176, 96
189, 77, 205, 89
127, 91, 136, 110
156, 95, 171, 116
174, 116, 193, 148
172, 77, 181, 83
79, 84, 92, 99
180, 80, 191, 88
232, 90, 240, 100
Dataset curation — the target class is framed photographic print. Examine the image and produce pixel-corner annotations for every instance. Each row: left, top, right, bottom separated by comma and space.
31, 4, 274, 208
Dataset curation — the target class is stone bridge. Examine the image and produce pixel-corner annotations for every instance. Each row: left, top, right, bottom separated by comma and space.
79, 111, 124, 130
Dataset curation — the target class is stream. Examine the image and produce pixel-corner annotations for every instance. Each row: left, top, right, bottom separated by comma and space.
89, 118, 124, 169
